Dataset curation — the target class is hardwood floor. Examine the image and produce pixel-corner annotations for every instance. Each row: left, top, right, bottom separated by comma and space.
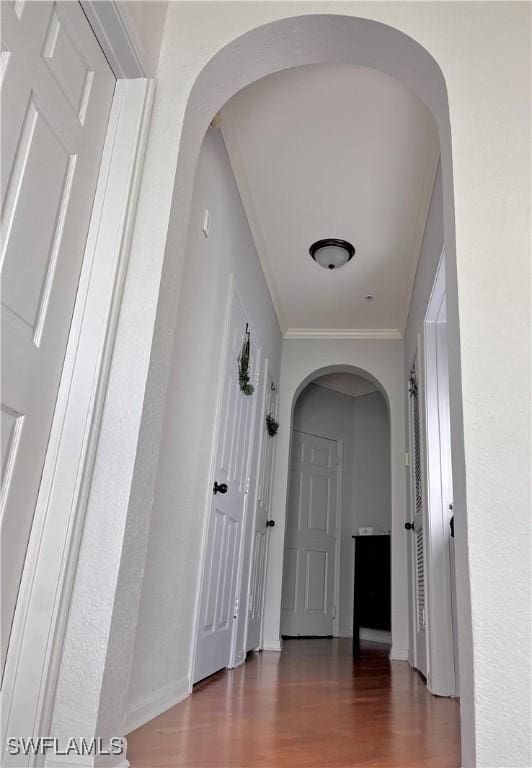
127, 639, 460, 767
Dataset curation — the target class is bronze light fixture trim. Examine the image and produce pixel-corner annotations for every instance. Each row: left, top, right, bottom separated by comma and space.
309, 238, 355, 270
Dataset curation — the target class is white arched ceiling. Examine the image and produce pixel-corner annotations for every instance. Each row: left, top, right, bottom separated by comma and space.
219, 64, 440, 337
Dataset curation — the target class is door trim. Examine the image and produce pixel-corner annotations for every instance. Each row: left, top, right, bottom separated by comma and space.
247, 360, 279, 653
406, 342, 429, 675
2, 78, 155, 762
80, 1, 148, 78
229, 314, 262, 669
423, 248, 457, 696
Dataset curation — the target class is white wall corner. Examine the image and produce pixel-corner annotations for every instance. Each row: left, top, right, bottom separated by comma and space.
123, 675, 191, 736
389, 647, 410, 661
262, 638, 283, 652
336, 626, 353, 638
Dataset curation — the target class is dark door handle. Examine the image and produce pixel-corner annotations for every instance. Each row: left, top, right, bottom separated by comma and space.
266, 519, 275, 527
213, 482, 228, 495
449, 515, 455, 538
404, 521, 415, 531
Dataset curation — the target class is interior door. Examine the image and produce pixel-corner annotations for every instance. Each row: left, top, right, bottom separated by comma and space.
246, 366, 278, 652
281, 430, 338, 636
435, 301, 460, 695
194, 293, 259, 683
1, 1, 115, 671
408, 361, 428, 676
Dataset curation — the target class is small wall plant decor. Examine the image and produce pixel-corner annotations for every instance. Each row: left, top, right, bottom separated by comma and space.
408, 368, 418, 398
266, 413, 279, 437
238, 327, 254, 396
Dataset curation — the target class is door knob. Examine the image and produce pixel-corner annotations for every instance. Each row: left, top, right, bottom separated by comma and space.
404, 521, 415, 531
266, 519, 275, 527
213, 482, 228, 495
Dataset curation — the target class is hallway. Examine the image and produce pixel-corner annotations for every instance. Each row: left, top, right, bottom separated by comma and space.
127, 639, 460, 767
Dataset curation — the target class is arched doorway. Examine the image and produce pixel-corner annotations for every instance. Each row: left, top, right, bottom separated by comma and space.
45, 11, 476, 767
281, 369, 391, 648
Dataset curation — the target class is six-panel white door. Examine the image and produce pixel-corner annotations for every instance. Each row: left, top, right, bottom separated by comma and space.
246, 366, 277, 652
281, 430, 338, 636
0, 0, 115, 671
193, 293, 260, 683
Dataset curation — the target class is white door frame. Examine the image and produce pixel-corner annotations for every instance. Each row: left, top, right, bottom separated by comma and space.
423, 249, 457, 696
256, 367, 279, 650
234, 355, 273, 661
229, 302, 262, 669
406, 343, 429, 675
333, 438, 343, 638
1, 4, 153, 760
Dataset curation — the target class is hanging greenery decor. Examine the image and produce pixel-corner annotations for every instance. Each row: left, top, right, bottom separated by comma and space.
238, 329, 255, 396
266, 413, 279, 437
408, 368, 418, 398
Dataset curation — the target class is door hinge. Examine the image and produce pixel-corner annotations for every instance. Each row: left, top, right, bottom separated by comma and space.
233, 597, 239, 620
244, 476, 250, 494
405, 451, 410, 467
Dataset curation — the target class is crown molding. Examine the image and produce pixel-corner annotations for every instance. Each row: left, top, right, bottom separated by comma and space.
284, 329, 403, 340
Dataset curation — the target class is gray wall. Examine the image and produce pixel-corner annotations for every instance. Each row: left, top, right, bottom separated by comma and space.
127, 126, 281, 720
291, 383, 390, 636
353, 391, 391, 533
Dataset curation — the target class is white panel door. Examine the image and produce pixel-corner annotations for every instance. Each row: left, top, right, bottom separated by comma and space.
246, 366, 277, 651
435, 303, 460, 695
281, 430, 338, 636
0, 1, 115, 670
194, 293, 259, 683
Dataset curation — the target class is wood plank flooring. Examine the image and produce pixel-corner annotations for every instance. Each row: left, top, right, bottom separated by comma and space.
127, 638, 460, 767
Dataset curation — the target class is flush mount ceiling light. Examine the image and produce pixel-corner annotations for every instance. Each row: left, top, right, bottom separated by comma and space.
309, 238, 355, 270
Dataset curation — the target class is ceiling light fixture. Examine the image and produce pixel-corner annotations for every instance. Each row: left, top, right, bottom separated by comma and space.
309, 238, 355, 270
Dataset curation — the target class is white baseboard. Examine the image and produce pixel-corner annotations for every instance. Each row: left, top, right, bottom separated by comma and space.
123, 674, 191, 735
359, 628, 392, 644
389, 646, 410, 661
335, 626, 353, 638
262, 638, 283, 652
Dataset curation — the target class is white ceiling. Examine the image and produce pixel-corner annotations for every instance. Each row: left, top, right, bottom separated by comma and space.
313, 373, 378, 399
220, 64, 439, 338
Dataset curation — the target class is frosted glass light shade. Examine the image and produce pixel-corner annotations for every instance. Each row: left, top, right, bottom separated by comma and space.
309, 238, 355, 270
